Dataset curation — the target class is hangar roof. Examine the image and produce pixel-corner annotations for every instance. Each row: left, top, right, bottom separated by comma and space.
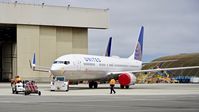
0, 3, 109, 29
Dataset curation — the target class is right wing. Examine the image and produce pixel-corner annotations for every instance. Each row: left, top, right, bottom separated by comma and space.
29, 53, 50, 72
107, 66, 199, 76
142, 60, 178, 65
131, 66, 199, 73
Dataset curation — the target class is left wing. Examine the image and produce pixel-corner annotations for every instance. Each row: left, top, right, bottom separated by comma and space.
29, 53, 50, 72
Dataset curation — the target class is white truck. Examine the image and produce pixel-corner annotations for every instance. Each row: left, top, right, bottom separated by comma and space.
50, 76, 69, 92
11, 82, 25, 94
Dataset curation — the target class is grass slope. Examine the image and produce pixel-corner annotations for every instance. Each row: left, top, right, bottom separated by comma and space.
143, 53, 199, 77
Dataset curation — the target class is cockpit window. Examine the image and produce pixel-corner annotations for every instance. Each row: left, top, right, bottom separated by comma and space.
53, 61, 70, 65
64, 61, 70, 65
53, 61, 63, 64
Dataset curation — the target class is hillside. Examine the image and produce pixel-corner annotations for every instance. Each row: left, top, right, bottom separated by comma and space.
143, 53, 199, 77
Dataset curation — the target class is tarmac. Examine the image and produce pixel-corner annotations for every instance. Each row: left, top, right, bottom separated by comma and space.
0, 83, 199, 112
1, 83, 199, 96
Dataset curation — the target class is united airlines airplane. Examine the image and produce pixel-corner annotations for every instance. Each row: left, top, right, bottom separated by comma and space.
30, 26, 199, 89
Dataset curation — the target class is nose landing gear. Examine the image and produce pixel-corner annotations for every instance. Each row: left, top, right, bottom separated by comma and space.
89, 81, 98, 88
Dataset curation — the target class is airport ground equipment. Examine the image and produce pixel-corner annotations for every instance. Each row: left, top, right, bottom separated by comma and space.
24, 81, 41, 96
50, 76, 69, 92
190, 77, 199, 83
11, 82, 25, 94
175, 76, 191, 83
11, 80, 30, 94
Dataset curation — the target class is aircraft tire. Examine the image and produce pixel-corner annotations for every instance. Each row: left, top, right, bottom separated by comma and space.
89, 82, 93, 88
94, 82, 98, 88
120, 85, 124, 89
125, 85, 129, 89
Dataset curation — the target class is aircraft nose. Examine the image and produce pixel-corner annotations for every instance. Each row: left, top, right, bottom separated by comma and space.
50, 64, 65, 75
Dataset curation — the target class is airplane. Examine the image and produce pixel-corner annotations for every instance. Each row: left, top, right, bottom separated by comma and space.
30, 26, 199, 89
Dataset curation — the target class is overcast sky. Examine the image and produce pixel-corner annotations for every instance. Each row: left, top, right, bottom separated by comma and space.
2, 0, 199, 61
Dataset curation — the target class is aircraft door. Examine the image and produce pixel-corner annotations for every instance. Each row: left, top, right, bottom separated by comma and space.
73, 56, 82, 71
77, 60, 81, 70
74, 59, 81, 71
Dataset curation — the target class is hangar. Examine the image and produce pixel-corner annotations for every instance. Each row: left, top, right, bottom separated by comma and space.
0, 2, 108, 82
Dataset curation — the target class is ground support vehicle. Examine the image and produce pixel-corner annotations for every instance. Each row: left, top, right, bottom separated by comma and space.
50, 76, 69, 92
11, 82, 25, 94
24, 81, 41, 96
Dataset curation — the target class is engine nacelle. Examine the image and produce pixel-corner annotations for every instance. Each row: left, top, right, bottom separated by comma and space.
118, 73, 136, 86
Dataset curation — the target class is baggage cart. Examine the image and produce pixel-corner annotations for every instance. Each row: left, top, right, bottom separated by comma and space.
24, 81, 41, 96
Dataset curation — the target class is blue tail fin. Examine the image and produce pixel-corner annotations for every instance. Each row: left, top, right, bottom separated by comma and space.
128, 26, 144, 61
105, 37, 112, 57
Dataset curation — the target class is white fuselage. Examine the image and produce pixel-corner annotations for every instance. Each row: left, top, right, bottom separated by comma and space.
50, 54, 142, 81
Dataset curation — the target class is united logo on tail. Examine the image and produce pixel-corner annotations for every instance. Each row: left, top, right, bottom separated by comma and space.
128, 26, 144, 62
134, 26, 144, 61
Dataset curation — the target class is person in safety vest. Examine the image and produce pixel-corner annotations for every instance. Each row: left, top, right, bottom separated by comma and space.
15, 75, 22, 83
109, 78, 116, 94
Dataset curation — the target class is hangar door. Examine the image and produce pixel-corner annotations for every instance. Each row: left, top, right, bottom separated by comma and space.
0, 25, 17, 82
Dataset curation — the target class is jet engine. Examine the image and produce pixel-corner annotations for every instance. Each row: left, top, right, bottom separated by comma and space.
118, 73, 136, 89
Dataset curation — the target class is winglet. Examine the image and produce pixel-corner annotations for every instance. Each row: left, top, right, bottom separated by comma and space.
128, 26, 144, 61
32, 53, 36, 66
105, 37, 112, 57
29, 53, 36, 70
29, 53, 50, 72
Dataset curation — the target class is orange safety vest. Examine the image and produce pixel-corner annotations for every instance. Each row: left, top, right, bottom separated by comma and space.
109, 79, 116, 85
15, 77, 21, 83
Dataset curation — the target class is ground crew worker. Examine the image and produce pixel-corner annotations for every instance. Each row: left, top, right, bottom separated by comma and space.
15, 75, 21, 83
109, 78, 116, 94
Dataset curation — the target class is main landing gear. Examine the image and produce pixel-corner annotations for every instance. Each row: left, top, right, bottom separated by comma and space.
89, 81, 98, 88
120, 85, 129, 89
